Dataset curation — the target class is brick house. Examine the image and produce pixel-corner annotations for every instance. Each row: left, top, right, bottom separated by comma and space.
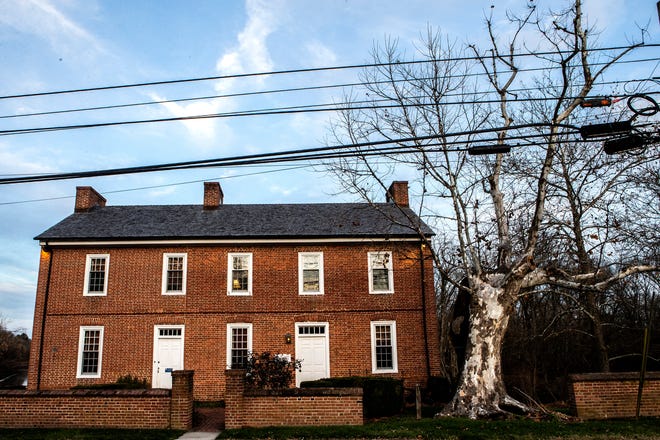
27, 181, 441, 400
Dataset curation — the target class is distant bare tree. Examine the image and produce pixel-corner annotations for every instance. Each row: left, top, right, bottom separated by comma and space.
0, 316, 30, 383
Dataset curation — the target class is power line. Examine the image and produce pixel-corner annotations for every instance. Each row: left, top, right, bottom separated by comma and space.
0, 122, 592, 185
4, 88, 658, 138
0, 44, 655, 101
1, 76, 655, 121
0, 57, 656, 137
0, 164, 312, 205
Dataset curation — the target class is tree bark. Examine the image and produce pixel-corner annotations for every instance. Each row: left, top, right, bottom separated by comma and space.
440, 279, 528, 418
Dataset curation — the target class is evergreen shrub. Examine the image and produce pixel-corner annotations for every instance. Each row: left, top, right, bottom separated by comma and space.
300, 376, 403, 417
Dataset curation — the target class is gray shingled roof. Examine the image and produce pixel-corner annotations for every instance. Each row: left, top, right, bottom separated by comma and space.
35, 203, 434, 241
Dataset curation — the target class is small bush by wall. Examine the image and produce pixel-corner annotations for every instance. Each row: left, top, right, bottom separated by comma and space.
70, 374, 149, 390
300, 376, 403, 418
244, 351, 301, 390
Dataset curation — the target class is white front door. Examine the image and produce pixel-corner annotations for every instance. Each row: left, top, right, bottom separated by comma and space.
295, 323, 329, 386
152, 326, 184, 389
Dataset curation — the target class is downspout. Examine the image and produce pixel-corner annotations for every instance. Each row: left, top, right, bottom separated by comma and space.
419, 242, 431, 381
36, 244, 53, 390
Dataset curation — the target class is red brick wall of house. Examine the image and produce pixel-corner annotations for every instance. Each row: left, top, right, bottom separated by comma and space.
224, 369, 363, 429
0, 370, 193, 429
28, 242, 441, 400
568, 372, 660, 419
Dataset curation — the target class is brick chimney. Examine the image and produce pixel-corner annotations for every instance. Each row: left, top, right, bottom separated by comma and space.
386, 181, 409, 207
75, 186, 106, 212
203, 182, 223, 209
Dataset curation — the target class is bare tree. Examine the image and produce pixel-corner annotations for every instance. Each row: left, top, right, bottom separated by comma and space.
326, 0, 657, 417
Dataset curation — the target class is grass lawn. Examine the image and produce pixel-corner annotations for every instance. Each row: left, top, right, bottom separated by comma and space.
0, 416, 658, 439
217, 415, 660, 439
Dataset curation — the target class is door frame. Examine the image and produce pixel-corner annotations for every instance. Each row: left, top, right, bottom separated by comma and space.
152, 324, 185, 388
294, 321, 330, 386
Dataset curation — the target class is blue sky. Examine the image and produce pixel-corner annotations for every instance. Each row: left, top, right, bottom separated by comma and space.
0, 0, 657, 335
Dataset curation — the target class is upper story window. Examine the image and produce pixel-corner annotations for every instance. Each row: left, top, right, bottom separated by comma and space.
162, 253, 187, 295
371, 321, 398, 373
368, 251, 394, 294
228, 253, 252, 296
77, 326, 104, 378
299, 252, 324, 295
83, 254, 109, 296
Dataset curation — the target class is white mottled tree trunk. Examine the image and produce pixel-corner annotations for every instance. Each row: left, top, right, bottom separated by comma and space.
441, 280, 527, 418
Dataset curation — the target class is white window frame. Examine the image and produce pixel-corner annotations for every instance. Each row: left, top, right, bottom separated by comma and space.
370, 320, 398, 373
368, 251, 394, 294
162, 253, 187, 295
298, 252, 324, 295
226, 323, 253, 369
83, 254, 109, 296
227, 253, 253, 296
76, 326, 104, 378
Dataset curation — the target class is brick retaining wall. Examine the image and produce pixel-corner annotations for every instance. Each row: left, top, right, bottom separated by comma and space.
0, 370, 194, 430
568, 372, 660, 419
225, 369, 363, 429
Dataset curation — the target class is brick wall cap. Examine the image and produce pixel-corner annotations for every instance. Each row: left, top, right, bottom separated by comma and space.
244, 387, 363, 397
569, 372, 660, 382
0, 389, 170, 398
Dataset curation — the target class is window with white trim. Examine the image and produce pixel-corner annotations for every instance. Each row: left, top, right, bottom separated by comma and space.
299, 252, 324, 295
228, 253, 252, 295
162, 253, 187, 295
370, 321, 398, 373
368, 251, 394, 294
77, 326, 104, 378
226, 323, 252, 369
83, 254, 109, 296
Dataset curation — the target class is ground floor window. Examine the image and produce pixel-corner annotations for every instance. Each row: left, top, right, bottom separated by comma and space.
370, 321, 398, 373
77, 326, 104, 378
227, 323, 252, 369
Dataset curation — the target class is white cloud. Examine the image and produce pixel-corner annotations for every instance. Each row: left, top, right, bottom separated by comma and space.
216, 0, 282, 75
215, 0, 285, 94
288, 112, 329, 142
0, 0, 105, 58
0, 143, 58, 175
269, 184, 295, 197
151, 93, 224, 143
304, 40, 338, 67
154, 0, 285, 144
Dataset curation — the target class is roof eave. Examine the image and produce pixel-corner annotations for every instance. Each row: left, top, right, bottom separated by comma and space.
37, 234, 433, 247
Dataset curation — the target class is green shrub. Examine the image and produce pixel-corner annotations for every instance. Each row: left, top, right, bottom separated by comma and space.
300, 376, 403, 418
115, 374, 149, 389
71, 374, 149, 390
244, 351, 302, 390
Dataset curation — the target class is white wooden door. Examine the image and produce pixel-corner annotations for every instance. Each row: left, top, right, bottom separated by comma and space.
152, 326, 184, 389
295, 323, 329, 386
